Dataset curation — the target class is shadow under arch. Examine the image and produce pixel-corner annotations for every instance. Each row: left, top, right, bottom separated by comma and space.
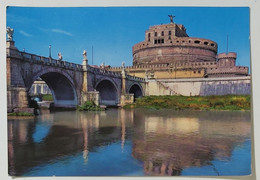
30, 71, 78, 108
128, 83, 143, 101
95, 79, 119, 106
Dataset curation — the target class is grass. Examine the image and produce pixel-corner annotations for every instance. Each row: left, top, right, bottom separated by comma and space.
77, 101, 104, 111
124, 95, 251, 111
42, 94, 53, 101
8, 112, 34, 116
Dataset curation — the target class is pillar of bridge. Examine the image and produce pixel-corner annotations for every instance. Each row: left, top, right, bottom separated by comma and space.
82, 50, 88, 92
119, 62, 134, 106
81, 50, 88, 104
7, 39, 33, 113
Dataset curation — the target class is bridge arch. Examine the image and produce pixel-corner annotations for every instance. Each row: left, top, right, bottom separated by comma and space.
30, 68, 78, 108
95, 78, 119, 106
128, 83, 144, 100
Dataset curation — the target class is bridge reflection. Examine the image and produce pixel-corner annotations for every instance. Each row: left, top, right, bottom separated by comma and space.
8, 109, 251, 176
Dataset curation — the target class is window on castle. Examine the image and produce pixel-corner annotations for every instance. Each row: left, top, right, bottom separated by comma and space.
168, 36, 171, 40
198, 70, 201, 74
154, 39, 164, 44
161, 31, 164, 36
204, 42, 209, 45
155, 32, 157, 37
148, 33, 150, 37
148, 38, 150, 42
168, 31, 171, 35
194, 40, 200, 44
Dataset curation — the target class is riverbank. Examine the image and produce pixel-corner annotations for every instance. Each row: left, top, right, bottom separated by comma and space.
8, 112, 35, 118
124, 95, 250, 110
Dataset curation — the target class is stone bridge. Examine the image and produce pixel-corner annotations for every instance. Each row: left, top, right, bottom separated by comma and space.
6, 40, 146, 112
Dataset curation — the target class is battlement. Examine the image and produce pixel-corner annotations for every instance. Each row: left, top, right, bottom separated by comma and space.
207, 66, 248, 76
147, 23, 188, 38
217, 52, 237, 59
109, 61, 218, 72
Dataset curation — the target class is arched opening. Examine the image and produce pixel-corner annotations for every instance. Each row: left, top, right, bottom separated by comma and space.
29, 72, 77, 108
96, 80, 118, 106
29, 78, 52, 103
129, 84, 143, 101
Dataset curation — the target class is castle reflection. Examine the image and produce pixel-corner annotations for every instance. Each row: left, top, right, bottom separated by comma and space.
8, 108, 251, 176
132, 109, 251, 176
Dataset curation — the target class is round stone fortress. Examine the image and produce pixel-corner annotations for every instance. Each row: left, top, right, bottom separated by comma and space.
108, 16, 249, 79
133, 22, 218, 65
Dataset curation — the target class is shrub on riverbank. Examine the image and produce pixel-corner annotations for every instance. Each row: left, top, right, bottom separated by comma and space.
124, 95, 250, 110
42, 94, 53, 101
77, 101, 104, 111
8, 112, 34, 116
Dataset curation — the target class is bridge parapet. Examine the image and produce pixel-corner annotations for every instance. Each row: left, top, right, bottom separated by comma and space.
18, 51, 83, 71
125, 74, 146, 82
88, 65, 122, 78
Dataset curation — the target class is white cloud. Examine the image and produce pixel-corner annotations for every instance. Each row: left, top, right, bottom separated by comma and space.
39, 28, 73, 36
19, 30, 32, 37
51, 29, 73, 36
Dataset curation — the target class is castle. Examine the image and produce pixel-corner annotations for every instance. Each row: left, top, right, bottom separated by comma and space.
107, 16, 249, 79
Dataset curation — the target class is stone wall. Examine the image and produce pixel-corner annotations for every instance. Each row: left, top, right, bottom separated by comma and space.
146, 80, 173, 96
120, 94, 134, 106
148, 76, 251, 96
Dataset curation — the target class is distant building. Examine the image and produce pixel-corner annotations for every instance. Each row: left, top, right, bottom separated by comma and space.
29, 80, 51, 95
108, 17, 249, 79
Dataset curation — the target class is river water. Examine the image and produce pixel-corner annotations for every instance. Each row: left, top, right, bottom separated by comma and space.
8, 108, 251, 176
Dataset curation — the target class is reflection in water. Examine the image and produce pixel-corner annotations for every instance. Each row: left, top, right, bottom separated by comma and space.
8, 108, 251, 176
132, 109, 251, 176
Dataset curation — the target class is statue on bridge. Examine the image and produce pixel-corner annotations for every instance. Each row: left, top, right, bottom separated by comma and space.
82, 50, 88, 69
122, 61, 125, 69
58, 52, 63, 61
83, 50, 87, 60
101, 62, 105, 69
6, 27, 14, 41
121, 61, 126, 77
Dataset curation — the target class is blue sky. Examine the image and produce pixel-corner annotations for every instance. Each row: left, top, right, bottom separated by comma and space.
6, 7, 250, 68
